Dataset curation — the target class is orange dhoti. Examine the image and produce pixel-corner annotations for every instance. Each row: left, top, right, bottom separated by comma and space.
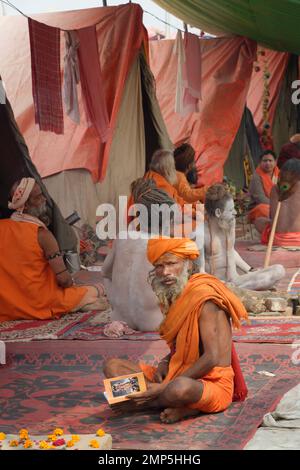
261, 224, 300, 246
140, 362, 234, 413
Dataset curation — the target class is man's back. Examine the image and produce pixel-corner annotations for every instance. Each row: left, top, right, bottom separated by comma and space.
270, 183, 300, 233
0, 219, 83, 321
102, 232, 163, 331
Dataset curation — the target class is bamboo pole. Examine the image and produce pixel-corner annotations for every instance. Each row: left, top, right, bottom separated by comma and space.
264, 201, 281, 268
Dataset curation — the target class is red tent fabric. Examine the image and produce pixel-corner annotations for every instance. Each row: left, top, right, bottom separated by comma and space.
0, 4, 148, 182
247, 48, 289, 134
150, 37, 257, 186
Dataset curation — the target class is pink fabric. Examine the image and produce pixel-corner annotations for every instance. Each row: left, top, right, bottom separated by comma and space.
183, 32, 202, 112
150, 37, 257, 186
247, 48, 289, 133
0, 5, 147, 181
103, 321, 137, 338
77, 26, 109, 143
28, 18, 63, 134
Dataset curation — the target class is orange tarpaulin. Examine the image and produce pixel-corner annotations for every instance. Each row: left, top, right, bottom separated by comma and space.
150, 37, 257, 186
0, 4, 148, 182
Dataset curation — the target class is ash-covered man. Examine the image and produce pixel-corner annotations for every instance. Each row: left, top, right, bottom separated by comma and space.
0, 178, 108, 322
204, 184, 285, 290
103, 238, 248, 424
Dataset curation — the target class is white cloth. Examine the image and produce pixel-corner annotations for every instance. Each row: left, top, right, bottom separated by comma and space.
173, 31, 202, 116
0, 340, 6, 364
63, 31, 80, 124
245, 383, 300, 449
173, 30, 185, 115
10, 211, 47, 228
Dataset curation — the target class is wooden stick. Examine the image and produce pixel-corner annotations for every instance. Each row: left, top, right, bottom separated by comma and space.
264, 201, 281, 268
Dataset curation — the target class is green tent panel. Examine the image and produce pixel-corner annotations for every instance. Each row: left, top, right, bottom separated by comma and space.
154, 0, 300, 54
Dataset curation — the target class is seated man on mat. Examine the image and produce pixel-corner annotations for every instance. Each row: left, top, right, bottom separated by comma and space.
248, 150, 279, 228
103, 237, 248, 424
0, 178, 108, 322
261, 158, 300, 247
204, 184, 285, 290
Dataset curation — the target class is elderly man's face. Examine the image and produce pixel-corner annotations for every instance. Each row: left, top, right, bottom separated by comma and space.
153, 253, 187, 286
149, 253, 192, 315
25, 183, 47, 218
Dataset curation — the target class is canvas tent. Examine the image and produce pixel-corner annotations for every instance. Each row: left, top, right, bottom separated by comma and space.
0, 92, 77, 251
0, 4, 171, 226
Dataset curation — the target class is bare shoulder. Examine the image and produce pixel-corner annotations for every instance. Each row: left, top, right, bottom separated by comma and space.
200, 300, 229, 322
37, 227, 59, 252
201, 300, 222, 315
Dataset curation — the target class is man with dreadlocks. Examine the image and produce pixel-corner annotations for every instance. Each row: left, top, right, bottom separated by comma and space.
102, 178, 183, 331
173, 143, 207, 203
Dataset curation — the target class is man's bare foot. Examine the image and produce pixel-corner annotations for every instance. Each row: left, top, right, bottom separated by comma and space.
160, 407, 199, 424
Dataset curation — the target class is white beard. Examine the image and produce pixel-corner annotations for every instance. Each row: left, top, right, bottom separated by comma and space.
150, 262, 190, 317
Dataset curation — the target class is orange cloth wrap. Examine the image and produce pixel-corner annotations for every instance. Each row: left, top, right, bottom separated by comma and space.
147, 237, 199, 265
261, 223, 300, 246
256, 165, 279, 198
248, 166, 279, 223
248, 203, 269, 223
0, 220, 87, 321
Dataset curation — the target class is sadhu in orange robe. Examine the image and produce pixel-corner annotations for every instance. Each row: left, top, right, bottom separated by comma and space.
127, 171, 199, 236
140, 273, 248, 413
248, 166, 279, 223
0, 220, 87, 322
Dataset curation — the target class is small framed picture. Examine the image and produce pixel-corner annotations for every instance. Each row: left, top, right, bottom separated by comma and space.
103, 372, 147, 405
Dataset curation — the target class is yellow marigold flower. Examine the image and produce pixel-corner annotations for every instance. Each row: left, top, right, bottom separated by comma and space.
39, 440, 52, 449
66, 440, 75, 448
23, 439, 33, 449
48, 434, 57, 442
71, 435, 80, 442
9, 440, 19, 447
89, 439, 100, 448
19, 429, 29, 440
96, 429, 105, 437
0, 432, 6, 440
53, 428, 64, 436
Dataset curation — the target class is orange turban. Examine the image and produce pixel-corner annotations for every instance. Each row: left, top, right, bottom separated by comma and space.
147, 237, 199, 265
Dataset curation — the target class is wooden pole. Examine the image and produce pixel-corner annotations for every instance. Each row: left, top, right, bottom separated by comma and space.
263, 201, 281, 268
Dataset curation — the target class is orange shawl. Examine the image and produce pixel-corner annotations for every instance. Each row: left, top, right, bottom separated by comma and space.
256, 165, 279, 198
160, 274, 248, 384
175, 171, 206, 203
144, 170, 186, 208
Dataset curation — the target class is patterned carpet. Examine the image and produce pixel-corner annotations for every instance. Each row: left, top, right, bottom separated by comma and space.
0, 340, 299, 450
0, 312, 96, 342
233, 318, 300, 344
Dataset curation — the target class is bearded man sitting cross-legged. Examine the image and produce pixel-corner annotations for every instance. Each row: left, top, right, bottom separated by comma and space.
103, 237, 248, 424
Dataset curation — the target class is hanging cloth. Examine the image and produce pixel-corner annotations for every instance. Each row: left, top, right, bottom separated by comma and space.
28, 18, 64, 134
63, 31, 80, 124
183, 32, 202, 111
174, 31, 202, 116
173, 30, 185, 115
77, 26, 110, 142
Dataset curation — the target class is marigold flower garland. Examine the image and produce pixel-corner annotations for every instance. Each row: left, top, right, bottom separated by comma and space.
0, 427, 107, 449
